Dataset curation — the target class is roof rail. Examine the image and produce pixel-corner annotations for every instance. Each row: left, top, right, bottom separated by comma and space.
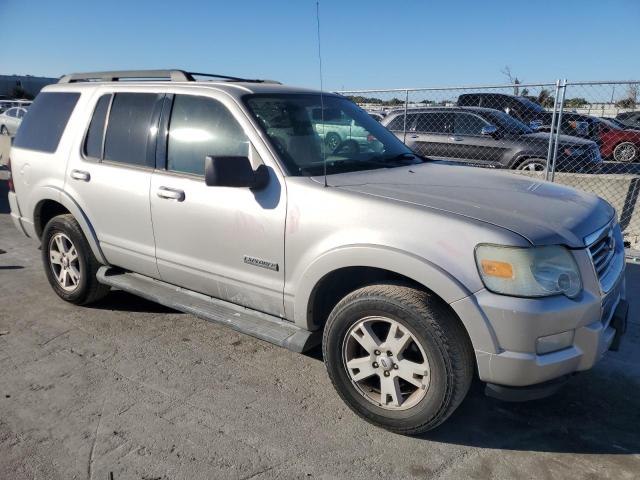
58, 69, 281, 84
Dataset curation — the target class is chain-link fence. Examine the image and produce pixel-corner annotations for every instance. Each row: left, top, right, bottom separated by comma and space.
339, 80, 640, 248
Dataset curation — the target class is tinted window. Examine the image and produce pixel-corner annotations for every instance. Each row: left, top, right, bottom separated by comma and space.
454, 113, 488, 135
167, 95, 249, 176
6, 108, 17, 118
104, 93, 159, 167
13, 92, 80, 153
415, 112, 453, 133
386, 114, 414, 131
84, 94, 111, 159
16, 108, 26, 119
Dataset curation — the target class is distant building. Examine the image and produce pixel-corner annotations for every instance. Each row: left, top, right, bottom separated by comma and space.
0, 75, 58, 99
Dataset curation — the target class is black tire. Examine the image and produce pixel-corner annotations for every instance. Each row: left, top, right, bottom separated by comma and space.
323, 283, 474, 435
325, 132, 341, 152
515, 158, 547, 172
41, 214, 110, 305
0, 125, 8, 136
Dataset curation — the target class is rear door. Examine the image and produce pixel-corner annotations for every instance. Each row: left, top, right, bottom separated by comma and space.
405, 112, 454, 159
65, 90, 163, 278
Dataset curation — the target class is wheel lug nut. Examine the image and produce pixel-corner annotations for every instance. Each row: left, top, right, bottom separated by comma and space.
372, 362, 379, 368
393, 364, 398, 370
383, 371, 390, 377
387, 351, 393, 356
374, 350, 381, 356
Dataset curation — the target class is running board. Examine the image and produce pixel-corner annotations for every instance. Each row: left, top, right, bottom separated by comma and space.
96, 267, 320, 353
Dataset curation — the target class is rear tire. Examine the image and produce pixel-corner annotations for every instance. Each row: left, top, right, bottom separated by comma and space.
613, 142, 638, 163
0, 125, 8, 136
323, 283, 474, 435
41, 214, 110, 305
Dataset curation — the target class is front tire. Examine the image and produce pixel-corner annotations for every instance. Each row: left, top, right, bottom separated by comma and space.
323, 283, 474, 435
515, 158, 547, 171
0, 125, 8, 136
41, 214, 110, 305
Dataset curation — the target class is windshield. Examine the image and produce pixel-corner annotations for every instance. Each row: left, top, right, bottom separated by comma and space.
482, 110, 534, 135
244, 94, 421, 176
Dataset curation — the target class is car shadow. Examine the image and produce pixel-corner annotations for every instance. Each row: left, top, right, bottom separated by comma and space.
89, 289, 182, 314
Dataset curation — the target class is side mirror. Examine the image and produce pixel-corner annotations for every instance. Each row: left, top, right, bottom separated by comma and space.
204, 156, 269, 189
481, 125, 498, 136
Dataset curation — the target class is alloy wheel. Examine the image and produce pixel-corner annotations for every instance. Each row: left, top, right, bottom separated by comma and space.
614, 142, 637, 163
342, 316, 430, 410
48, 233, 81, 292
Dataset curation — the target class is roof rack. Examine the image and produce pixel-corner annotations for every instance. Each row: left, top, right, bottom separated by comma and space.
58, 69, 280, 84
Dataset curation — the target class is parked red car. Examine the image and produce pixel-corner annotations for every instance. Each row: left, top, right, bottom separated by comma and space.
595, 118, 640, 163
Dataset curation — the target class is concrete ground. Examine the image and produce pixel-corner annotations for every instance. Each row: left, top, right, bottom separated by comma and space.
1, 183, 640, 480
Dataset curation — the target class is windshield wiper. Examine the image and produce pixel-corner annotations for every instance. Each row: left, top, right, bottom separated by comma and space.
381, 152, 427, 164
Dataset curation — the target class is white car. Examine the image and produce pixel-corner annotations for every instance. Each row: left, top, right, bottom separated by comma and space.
0, 106, 28, 136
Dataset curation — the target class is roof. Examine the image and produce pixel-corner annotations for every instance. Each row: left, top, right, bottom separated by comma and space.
385, 106, 506, 117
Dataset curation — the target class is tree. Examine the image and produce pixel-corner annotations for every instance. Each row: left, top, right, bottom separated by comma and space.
501, 66, 521, 95
564, 97, 588, 108
536, 88, 555, 108
616, 84, 639, 109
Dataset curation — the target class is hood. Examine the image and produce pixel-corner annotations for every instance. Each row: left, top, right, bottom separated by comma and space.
317, 163, 613, 248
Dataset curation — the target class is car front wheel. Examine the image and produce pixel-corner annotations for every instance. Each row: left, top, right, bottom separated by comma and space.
323, 283, 474, 435
613, 142, 638, 163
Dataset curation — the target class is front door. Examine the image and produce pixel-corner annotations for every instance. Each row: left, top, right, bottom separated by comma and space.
448, 112, 507, 166
405, 112, 454, 159
150, 93, 286, 317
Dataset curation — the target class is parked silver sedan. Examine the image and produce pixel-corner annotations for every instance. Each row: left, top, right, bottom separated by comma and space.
0, 106, 28, 136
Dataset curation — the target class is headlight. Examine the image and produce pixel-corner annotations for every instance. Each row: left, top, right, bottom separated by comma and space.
475, 245, 582, 298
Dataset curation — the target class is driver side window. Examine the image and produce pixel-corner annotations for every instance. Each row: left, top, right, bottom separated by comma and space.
167, 95, 249, 176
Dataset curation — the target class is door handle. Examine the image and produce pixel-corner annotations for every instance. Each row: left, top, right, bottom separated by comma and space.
70, 169, 90, 182
449, 136, 463, 141
410, 134, 419, 138
157, 186, 185, 202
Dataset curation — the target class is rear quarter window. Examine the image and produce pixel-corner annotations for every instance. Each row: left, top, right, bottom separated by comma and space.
13, 92, 80, 153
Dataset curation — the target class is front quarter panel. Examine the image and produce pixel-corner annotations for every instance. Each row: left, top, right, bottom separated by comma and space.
284, 176, 531, 339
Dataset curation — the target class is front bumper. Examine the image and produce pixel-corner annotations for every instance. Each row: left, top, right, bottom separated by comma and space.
472, 263, 627, 388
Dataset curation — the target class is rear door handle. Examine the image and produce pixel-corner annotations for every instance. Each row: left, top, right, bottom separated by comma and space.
157, 186, 185, 201
410, 134, 419, 138
70, 169, 90, 182
449, 136, 463, 141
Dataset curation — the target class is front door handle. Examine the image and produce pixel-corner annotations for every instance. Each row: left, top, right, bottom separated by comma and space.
70, 169, 90, 181
157, 186, 185, 202
410, 134, 419, 138
449, 136, 463, 142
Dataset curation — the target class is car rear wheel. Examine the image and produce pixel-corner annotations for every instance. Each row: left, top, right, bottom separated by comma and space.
515, 158, 547, 172
323, 283, 474, 435
613, 142, 638, 163
0, 125, 8, 135
42, 214, 110, 305
325, 132, 341, 152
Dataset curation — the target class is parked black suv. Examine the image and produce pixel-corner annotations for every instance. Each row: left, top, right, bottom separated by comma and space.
616, 111, 640, 130
457, 93, 600, 142
381, 107, 602, 172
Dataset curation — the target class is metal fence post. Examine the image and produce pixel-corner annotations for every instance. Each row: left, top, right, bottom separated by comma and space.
544, 80, 561, 181
402, 89, 409, 144
549, 79, 567, 182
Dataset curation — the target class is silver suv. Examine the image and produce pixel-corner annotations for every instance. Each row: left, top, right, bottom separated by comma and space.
7, 70, 628, 434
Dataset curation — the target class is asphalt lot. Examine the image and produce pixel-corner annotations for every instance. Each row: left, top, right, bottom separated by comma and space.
1, 179, 639, 480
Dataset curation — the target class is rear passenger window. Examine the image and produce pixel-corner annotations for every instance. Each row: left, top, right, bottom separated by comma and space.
166, 95, 249, 176
13, 92, 80, 153
104, 93, 160, 167
84, 94, 111, 159
415, 113, 453, 133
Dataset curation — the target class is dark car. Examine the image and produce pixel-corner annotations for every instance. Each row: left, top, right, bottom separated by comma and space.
616, 111, 640, 130
457, 93, 600, 141
381, 107, 602, 172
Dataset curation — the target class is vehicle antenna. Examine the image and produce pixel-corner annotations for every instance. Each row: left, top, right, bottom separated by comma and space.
316, 0, 327, 187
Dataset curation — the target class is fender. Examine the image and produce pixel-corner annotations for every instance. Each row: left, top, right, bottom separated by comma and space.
290, 244, 498, 353
33, 186, 108, 265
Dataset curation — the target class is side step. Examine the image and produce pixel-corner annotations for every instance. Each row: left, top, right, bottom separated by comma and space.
96, 267, 320, 353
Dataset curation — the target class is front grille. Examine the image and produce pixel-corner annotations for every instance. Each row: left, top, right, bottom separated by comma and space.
589, 228, 616, 279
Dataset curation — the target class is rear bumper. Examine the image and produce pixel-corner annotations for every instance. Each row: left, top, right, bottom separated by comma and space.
8, 191, 29, 237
